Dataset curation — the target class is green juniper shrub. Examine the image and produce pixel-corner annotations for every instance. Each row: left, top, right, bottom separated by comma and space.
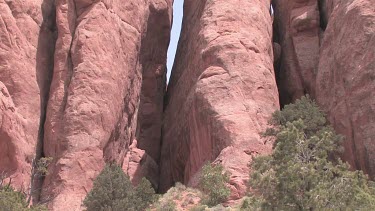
249, 96, 375, 210
0, 179, 47, 211
198, 163, 230, 207
83, 164, 156, 211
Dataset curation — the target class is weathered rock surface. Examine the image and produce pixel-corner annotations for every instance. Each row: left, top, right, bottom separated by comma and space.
316, 0, 375, 179
0, 82, 32, 189
273, 0, 321, 105
160, 0, 279, 200
0, 0, 56, 190
41, 0, 171, 210
122, 140, 159, 189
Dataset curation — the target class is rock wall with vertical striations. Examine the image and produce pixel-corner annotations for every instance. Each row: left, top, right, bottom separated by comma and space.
160, 0, 279, 200
316, 0, 375, 179
41, 0, 171, 210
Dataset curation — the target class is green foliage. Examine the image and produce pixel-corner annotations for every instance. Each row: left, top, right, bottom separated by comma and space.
189, 205, 208, 211
0, 180, 46, 211
83, 164, 156, 211
249, 96, 375, 210
35, 157, 53, 176
199, 163, 230, 207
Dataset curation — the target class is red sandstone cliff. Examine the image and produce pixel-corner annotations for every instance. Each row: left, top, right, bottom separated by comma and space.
316, 0, 375, 179
160, 0, 279, 200
0, 0, 374, 209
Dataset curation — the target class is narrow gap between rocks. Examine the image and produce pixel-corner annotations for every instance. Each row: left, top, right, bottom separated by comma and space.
270, 1, 284, 108
32, 0, 58, 204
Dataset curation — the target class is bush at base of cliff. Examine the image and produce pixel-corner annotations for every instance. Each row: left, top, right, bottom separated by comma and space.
199, 163, 230, 207
150, 182, 202, 211
249, 96, 375, 210
0, 183, 47, 211
83, 164, 156, 211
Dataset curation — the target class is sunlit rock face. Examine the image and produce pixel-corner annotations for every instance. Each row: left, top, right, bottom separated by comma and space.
316, 0, 375, 180
160, 0, 279, 201
0, 0, 56, 191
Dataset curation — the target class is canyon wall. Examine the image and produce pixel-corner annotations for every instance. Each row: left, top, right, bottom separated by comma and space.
160, 0, 279, 200
1, 0, 171, 210
0, 0, 56, 190
40, 0, 171, 210
272, 0, 321, 105
274, 0, 375, 179
0, 0, 374, 209
316, 0, 375, 179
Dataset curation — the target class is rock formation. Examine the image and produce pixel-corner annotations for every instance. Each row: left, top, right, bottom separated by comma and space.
0, 0, 374, 209
160, 0, 279, 200
40, 0, 171, 210
316, 0, 375, 179
0, 0, 56, 190
272, 0, 321, 105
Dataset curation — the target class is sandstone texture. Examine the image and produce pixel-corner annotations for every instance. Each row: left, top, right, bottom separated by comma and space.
316, 0, 375, 179
273, 0, 321, 105
122, 140, 159, 189
0, 0, 375, 209
160, 0, 279, 200
40, 0, 171, 210
0, 0, 56, 190
0, 82, 32, 189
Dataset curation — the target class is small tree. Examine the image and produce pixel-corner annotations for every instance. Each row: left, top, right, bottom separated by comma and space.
249, 96, 375, 210
83, 164, 156, 211
199, 163, 230, 207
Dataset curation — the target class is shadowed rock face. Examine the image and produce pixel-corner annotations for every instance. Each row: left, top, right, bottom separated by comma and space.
272, 0, 321, 106
316, 0, 375, 179
160, 0, 279, 200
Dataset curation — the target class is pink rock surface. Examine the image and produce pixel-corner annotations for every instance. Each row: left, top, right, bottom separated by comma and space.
273, 0, 321, 105
316, 0, 375, 179
122, 140, 159, 189
160, 0, 279, 200
41, 0, 171, 210
0, 0, 55, 190
0, 82, 33, 189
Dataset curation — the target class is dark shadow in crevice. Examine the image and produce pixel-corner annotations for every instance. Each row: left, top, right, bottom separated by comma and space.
33, 0, 57, 204
136, 2, 172, 192
318, 0, 328, 31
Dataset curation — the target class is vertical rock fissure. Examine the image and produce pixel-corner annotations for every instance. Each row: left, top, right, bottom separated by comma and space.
134, 2, 172, 191
31, 0, 58, 204
271, 1, 284, 108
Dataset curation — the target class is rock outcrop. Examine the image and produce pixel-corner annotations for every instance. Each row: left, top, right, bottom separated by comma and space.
1, 0, 375, 209
40, 0, 171, 210
316, 0, 375, 179
0, 0, 56, 190
160, 0, 279, 200
272, 0, 321, 105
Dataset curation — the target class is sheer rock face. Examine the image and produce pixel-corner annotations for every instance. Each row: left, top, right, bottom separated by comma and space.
41, 0, 171, 210
316, 0, 375, 179
160, 0, 279, 200
0, 0, 56, 189
272, 0, 321, 105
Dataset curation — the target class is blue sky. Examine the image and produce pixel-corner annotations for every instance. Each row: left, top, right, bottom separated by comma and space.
167, 0, 184, 81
